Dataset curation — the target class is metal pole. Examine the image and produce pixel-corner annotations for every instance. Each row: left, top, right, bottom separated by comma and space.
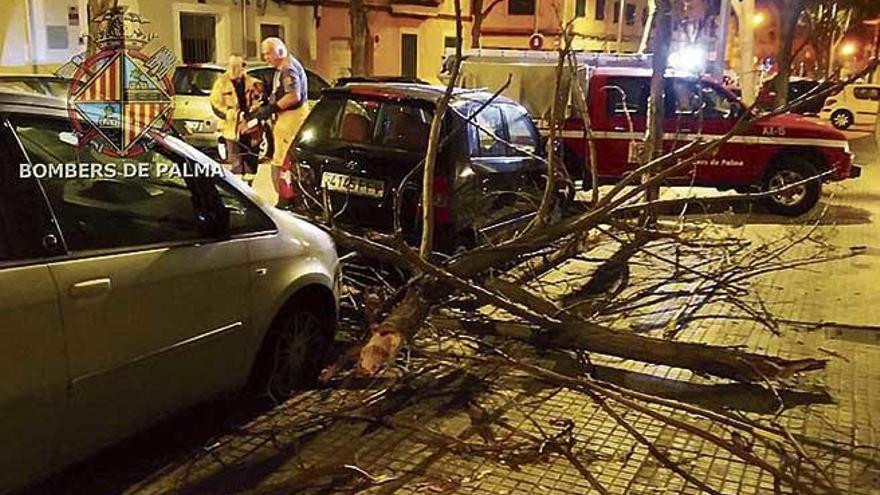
616, 0, 626, 52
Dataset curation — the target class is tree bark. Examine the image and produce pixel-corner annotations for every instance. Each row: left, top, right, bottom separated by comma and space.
642, 0, 672, 216
420, 0, 463, 257
470, 0, 484, 49
772, 0, 804, 109
349, 0, 370, 76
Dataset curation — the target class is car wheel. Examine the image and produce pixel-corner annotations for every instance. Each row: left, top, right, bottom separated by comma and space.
250, 298, 333, 402
761, 157, 821, 216
830, 109, 854, 130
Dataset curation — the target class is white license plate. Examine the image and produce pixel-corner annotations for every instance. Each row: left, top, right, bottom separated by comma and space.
321, 172, 385, 199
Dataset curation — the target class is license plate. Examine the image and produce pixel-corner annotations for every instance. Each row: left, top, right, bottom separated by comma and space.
321, 172, 385, 199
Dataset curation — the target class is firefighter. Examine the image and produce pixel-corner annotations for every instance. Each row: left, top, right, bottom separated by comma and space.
210, 54, 262, 185
253, 37, 309, 205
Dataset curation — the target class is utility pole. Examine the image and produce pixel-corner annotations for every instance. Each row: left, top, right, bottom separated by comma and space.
616, 0, 626, 52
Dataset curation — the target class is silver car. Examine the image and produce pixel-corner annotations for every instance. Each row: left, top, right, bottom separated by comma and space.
0, 92, 339, 493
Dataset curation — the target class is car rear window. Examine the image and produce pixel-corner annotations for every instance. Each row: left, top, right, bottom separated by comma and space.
297, 95, 432, 152
173, 68, 222, 96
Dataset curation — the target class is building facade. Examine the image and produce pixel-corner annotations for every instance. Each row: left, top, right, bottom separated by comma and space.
1, 0, 649, 83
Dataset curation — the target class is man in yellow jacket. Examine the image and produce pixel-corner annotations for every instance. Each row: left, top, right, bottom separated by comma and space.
253, 37, 309, 204
210, 55, 262, 185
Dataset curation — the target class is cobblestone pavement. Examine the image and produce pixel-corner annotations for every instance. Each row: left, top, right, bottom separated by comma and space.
26, 139, 880, 495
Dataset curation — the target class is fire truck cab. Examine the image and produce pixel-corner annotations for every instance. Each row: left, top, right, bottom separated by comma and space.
562, 67, 860, 215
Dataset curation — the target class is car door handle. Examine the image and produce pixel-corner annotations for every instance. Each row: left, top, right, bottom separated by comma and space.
69, 278, 112, 298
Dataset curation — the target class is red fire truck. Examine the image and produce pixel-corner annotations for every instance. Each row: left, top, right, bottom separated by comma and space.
561, 67, 860, 215
443, 50, 860, 216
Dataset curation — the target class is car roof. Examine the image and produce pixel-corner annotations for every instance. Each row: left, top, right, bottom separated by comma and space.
175, 64, 225, 72
325, 82, 519, 106
0, 90, 68, 115
0, 73, 69, 81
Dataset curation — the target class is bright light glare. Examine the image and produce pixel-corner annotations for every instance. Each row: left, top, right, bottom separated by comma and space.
300, 128, 316, 143
840, 41, 857, 57
752, 12, 766, 26
668, 46, 707, 73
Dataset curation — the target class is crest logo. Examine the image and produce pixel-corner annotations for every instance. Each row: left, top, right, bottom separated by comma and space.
61, 7, 176, 157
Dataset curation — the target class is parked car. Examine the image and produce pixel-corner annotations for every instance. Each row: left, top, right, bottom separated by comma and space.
560, 67, 860, 216
756, 77, 839, 115
171, 64, 329, 155
0, 74, 70, 98
0, 91, 339, 494
819, 83, 880, 130
282, 83, 556, 251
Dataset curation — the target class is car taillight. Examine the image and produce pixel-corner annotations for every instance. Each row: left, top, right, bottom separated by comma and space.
277, 153, 297, 200
825, 98, 837, 107
433, 175, 452, 224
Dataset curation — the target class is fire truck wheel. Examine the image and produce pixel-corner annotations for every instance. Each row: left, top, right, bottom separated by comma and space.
761, 157, 821, 216
830, 110, 854, 130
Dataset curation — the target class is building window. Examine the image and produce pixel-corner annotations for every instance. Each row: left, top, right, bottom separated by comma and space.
595, 0, 605, 20
179, 13, 216, 64
575, 0, 587, 18
613, 1, 620, 23
260, 23, 285, 43
642, 6, 649, 26
444, 36, 459, 49
508, 0, 536, 16
625, 3, 636, 25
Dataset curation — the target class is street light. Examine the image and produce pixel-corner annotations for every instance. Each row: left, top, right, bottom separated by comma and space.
840, 41, 858, 57
752, 11, 766, 27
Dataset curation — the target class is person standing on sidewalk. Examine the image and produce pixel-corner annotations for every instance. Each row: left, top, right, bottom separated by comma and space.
210, 55, 262, 186
254, 37, 309, 205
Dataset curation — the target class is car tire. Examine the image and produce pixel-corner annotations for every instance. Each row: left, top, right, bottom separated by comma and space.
830, 109, 854, 130
761, 157, 821, 216
248, 296, 333, 401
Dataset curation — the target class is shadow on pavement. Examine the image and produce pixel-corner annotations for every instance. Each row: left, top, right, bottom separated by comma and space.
18, 395, 281, 495
540, 352, 834, 415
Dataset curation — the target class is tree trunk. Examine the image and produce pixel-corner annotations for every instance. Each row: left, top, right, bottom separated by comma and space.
349, 0, 370, 77
773, 0, 803, 109
734, 0, 758, 104
471, 0, 484, 49
642, 0, 672, 217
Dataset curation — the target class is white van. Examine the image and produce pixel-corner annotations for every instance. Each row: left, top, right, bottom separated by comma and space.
820, 83, 880, 130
